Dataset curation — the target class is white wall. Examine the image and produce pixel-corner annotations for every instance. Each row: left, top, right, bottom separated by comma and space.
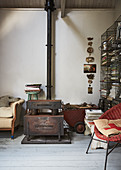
0, 9, 114, 105
55, 10, 114, 104
0, 10, 47, 100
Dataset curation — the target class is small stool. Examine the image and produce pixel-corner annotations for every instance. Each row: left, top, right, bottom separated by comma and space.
25, 91, 40, 100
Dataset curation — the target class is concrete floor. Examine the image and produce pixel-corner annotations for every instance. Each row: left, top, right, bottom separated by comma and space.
0, 127, 121, 170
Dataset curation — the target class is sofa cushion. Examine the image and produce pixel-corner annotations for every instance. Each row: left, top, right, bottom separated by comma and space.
0, 118, 13, 128
0, 107, 13, 118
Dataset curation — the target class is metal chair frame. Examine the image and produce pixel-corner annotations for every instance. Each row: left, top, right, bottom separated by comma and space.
86, 131, 121, 170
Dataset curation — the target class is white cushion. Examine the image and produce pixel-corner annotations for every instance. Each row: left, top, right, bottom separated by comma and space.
0, 107, 13, 118
0, 118, 13, 128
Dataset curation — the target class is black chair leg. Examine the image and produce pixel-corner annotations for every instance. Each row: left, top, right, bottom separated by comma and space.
104, 141, 109, 170
86, 132, 94, 154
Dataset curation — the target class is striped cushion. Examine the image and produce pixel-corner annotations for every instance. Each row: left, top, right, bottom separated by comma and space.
94, 119, 121, 137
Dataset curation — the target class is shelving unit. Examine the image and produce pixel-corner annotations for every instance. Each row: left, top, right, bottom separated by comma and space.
100, 15, 121, 112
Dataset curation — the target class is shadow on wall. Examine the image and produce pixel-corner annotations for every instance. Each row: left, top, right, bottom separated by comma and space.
62, 15, 87, 48
0, 11, 19, 39
0, 9, 47, 100
0, 10, 36, 40
38, 89, 46, 99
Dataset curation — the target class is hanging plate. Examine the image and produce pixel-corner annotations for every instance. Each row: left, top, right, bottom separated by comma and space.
87, 74, 95, 80
86, 57, 94, 63
87, 47, 94, 54
88, 42, 93, 46
87, 37, 93, 41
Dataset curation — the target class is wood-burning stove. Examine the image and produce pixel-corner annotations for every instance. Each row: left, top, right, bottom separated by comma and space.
24, 100, 64, 141
22, 0, 71, 144
22, 100, 71, 144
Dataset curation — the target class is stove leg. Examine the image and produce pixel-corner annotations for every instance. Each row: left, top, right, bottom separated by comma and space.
27, 121, 30, 141
58, 122, 61, 141
58, 134, 61, 141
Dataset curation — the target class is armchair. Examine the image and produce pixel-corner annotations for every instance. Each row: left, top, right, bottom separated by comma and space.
0, 98, 25, 139
86, 103, 121, 170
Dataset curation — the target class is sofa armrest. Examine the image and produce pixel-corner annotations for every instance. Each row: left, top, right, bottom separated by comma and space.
10, 99, 25, 118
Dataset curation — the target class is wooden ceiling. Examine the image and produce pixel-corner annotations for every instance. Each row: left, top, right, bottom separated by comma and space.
0, 0, 118, 17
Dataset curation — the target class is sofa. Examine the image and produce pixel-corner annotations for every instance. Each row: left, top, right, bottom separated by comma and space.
0, 96, 25, 139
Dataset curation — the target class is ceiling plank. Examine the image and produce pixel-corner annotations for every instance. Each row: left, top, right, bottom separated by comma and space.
61, 0, 66, 18
0, 0, 117, 9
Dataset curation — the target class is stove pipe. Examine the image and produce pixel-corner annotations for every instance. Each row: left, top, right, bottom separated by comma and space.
45, 0, 55, 100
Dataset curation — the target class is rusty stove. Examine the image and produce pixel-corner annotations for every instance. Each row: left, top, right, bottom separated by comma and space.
24, 100, 65, 141
22, 1, 70, 144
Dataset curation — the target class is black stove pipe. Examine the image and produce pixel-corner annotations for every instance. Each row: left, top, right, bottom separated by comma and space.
45, 0, 55, 100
